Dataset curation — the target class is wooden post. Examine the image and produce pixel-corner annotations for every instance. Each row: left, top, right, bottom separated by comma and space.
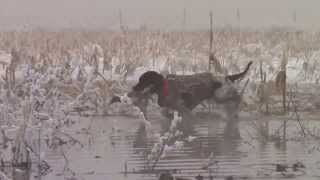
282, 49, 287, 142
292, 10, 297, 25
38, 125, 41, 180
236, 8, 241, 45
209, 11, 213, 72
282, 74, 287, 113
282, 50, 287, 113
152, 49, 155, 70
282, 69, 287, 142
119, 9, 123, 31
181, 8, 187, 41
182, 8, 187, 32
208, 11, 214, 113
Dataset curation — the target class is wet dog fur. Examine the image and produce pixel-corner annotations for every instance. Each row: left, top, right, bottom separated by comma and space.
112, 62, 252, 124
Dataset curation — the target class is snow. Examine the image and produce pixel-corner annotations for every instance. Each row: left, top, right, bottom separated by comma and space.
0, 51, 10, 78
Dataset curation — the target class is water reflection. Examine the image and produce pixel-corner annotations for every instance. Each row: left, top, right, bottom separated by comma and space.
15, 115, 320, 180
133, 123, 148, 150
129, 114, 245, 178
13, 166, 31, 180
127, 115, 320, 180
209, 120, 242, 156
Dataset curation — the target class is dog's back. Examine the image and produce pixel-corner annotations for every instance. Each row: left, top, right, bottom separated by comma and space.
165, 73, 220, 109
167, 73, 214, 88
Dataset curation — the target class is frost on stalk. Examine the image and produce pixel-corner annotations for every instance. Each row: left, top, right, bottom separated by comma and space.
12, 123, 31, 169
146, 111, 192, 169
169, 111, 182, 132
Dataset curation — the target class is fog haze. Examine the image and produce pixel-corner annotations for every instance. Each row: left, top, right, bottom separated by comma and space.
0, 0, 319, 30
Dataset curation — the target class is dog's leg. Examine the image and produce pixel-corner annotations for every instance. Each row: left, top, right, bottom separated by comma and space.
174, 101, 195, 135
139, 98, 149, 120
132, 96, 149, 120
222, 98, 241, 138
160, 108, 174, 120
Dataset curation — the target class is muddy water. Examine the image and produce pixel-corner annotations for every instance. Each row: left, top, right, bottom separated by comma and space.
39, 114, 320, 180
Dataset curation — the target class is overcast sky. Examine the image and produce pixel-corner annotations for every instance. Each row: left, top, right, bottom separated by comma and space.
0, 0, 319, 30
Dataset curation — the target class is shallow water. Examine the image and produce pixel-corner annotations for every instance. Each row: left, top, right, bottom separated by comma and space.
27, 113, 320, 180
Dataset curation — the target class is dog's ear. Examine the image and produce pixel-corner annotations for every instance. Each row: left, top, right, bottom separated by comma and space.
133, 71, 164, 92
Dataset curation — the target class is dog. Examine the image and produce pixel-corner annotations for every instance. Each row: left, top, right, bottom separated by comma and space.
111, 61, 252, 122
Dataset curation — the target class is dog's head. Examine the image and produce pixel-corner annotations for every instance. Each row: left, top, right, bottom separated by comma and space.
110, 71, 164, 106
132, 71, 164, 95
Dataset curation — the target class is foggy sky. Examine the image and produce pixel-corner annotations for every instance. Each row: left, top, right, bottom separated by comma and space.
0, 0, 319, 30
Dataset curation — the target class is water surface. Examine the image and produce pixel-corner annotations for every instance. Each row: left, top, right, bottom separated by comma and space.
37, 113, 320, 180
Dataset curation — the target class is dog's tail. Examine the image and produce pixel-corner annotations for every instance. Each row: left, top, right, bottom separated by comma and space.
226, 61, 253, 82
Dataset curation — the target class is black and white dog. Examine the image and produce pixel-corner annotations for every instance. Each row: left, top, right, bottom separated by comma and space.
111, 61, 253, 123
